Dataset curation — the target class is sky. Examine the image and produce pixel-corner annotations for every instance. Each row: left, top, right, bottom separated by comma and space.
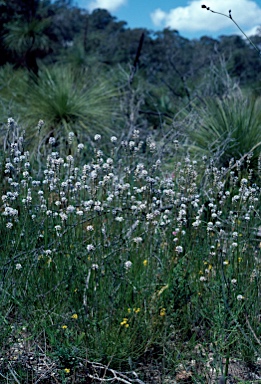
74, 0, 261, 40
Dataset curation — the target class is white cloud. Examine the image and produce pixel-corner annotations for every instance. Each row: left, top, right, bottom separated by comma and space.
87, 0, 126, 12
150, 0, 261, 35
245, 25, 260, 36
151, 9, 166, 27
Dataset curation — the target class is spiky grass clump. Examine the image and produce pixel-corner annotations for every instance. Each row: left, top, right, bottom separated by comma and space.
24, 66, 119, 142
0, 65, 121, 154
190, 93, 261, 170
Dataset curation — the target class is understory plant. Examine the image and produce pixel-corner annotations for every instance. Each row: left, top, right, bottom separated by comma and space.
0, 64, 120, 155
0, 119, 261, 383
189, 92, 261, 171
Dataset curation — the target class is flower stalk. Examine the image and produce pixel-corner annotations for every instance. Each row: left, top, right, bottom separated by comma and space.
201, 5, 261, 56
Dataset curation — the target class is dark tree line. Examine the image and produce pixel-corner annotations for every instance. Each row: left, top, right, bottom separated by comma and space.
1, 0, 261, 91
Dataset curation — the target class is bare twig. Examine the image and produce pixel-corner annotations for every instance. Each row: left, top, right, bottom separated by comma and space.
86, 361, 145, 384
245, 314, 261, 347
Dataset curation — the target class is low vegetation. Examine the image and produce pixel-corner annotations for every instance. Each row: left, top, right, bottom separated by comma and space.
0, 111, 261, 382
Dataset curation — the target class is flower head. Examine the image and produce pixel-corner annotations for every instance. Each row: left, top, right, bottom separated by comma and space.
124, 261, 132, 270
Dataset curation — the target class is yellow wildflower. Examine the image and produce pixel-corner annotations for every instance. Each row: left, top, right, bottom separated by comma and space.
64, 368, 70, 374
143, 259, 148, 266
120, 318, 128, 326
134, 308, 141, 314
160, 308, 166, 316
71, 313, 78, 319
61, 325, 67, 329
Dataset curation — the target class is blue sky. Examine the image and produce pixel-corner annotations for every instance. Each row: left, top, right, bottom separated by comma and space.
74, 0, 261, 39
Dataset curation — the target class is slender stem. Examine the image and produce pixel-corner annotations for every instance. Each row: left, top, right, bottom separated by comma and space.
202, 5, 261, 56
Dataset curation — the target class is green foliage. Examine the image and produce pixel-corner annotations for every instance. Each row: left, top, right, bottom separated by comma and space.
189, 93, 261, 169
0, 65, 121, 152
1, 120, 261, 382
3, 18, 51, 54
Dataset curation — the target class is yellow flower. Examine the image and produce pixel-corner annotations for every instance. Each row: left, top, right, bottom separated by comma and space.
238, 257, 243, 263
134, 308, 141, 314
143, 259, 148, 266
61, 325, 67, 329
160, 308, 166, 316
71, 313, 78, 319
120, 318, 128, 326
64, 368, 70, 374
127, 308, 132, 313
125, 323, 129, 328
223, 260, 229, 265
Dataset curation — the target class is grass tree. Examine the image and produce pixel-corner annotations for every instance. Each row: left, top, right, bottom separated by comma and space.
3, 17, 51, 75
21, 65, 120, 152
189, 92, 261, 172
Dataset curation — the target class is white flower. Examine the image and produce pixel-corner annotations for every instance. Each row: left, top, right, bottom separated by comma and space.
133, 237, 143, 244
200, 276, 207, 282
68, 132, 75, 142
91, 263, 99, 270
175, 246, 183, 253
3, 207, 18, 217
110, 136, 117, 143
90, 171, 98, 179
6, 222, 13, 229
207, 222, 214, 231
49, 137, 56, 145
87, 244, 95, 252
66, 205, 75, 213
94, 134, 101, 141
149, 142, 156, 151
231, 279, 237, 284
237, 294, 244, 301
16, 263, 22, 270
77, 143, 84, 150
86, 225, 94, 231
66, 155, 74, 163
38, 119, 44, 129
124, 261, 132, 270
60, 212, 68, 221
